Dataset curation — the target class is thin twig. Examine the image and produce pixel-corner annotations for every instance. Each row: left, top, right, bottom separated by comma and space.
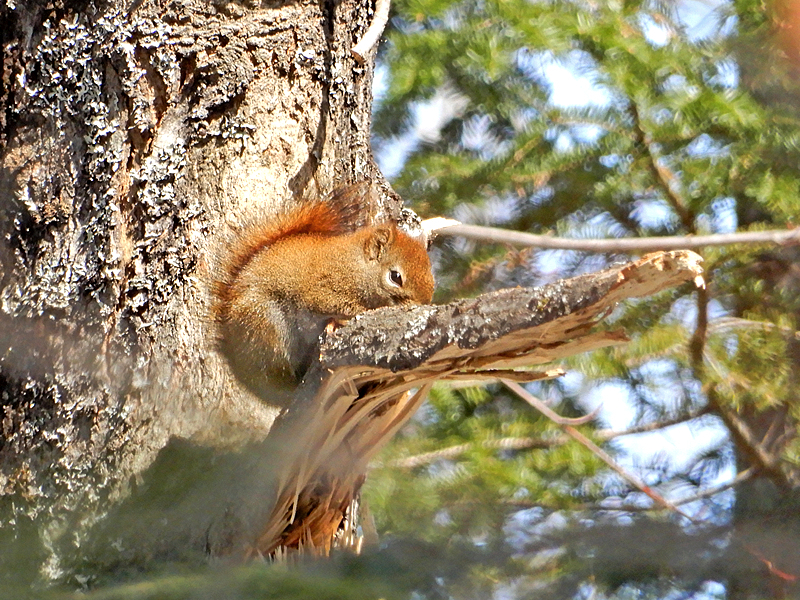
388, 437, 558, 469
437, 223, 800, 252
386, 407, 711, 469
483, 467, 757, 513
465, 466, 755, 515
742, 542, 800, 583
502, 379, 694, 520
677, 467, 757, 505
597, 467, 757, 512
351, 0, 392, 64
708, 316, 800, 338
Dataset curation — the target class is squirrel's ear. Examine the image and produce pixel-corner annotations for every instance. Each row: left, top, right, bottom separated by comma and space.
365, 226, 394, 261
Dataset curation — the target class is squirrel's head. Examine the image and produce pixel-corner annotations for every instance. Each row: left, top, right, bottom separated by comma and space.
362, 224, 435, 307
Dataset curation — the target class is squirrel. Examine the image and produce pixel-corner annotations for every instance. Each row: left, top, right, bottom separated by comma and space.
212, 184, 435, 405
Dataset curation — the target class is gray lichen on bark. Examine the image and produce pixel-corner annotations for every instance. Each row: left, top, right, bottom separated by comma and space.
0, 0, 382, 584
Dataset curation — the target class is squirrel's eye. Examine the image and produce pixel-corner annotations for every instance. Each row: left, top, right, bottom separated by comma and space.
389, 269, 403, 287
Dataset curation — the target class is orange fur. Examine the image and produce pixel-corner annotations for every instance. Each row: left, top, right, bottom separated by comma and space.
213, 202, 351, 314
211, 186, 435, 406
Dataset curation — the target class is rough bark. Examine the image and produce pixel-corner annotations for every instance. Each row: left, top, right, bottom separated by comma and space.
0, 0, 385, 585
0, 0, 710, 590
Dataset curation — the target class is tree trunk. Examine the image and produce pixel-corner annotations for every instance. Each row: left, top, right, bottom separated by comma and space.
0, 0, 386, 585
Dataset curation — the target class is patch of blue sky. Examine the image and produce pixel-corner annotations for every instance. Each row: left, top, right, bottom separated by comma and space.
526, 212, 637, 274
504, 507, 568, 552
685, 132, 730, 158
710, 58, 739, 88
376, 1, 740, 179
376, 47, 615, 178
619, 421, 732, 488
661, 74, 701, 104
452, 193, 517, 226
461, 113, 513, 160
537, 51, 613, 110
699, 581, 727, 600
722, 331, 738, 359
639, 0, 734, 46
630, 198, 677, 230
551, 125, 605, 152
667, 293, 728, 333
676, 0, 734, 42
696, 195, 737, 234
639, 13, 674, 48
374, 65, 470, 179
712, 197, 737, 232
372, 62, 389, 107
582, 377, 733, 494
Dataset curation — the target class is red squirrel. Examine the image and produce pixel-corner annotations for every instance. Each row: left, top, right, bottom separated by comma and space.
212, 184, 435, 404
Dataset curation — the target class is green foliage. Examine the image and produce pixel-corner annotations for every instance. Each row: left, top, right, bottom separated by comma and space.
48, 541, 526, 600
50, 557, 407, 600
368, 384, 606, 543
369, 0, 800, 596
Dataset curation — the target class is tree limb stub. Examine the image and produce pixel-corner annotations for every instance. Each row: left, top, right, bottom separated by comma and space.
255, 250, 704, 556
321, 250, 703, 373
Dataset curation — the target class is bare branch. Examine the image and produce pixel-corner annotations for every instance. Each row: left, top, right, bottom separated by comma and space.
673, 467, 757, 506
437, 223, 800, 252
601, 407, 713, 438
483, 467, 758, 513
387, 437, 562, 469
573, 467, 759, 513
352, 0, 392, 64
502, 379, 694, 520
385, 407, 712, 469
321, 250, 704, 374
709, 316, 800, 338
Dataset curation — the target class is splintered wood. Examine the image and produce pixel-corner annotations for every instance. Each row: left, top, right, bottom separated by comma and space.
253, 250, 704, 557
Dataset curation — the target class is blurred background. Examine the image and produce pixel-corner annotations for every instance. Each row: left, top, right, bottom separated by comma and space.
361, 0, 800, 598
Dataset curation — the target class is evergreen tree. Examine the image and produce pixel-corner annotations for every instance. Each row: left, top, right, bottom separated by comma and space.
368, 0, 800, 597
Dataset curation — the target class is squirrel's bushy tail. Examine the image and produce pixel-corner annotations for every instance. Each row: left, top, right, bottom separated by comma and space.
211, 184, 371, 320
